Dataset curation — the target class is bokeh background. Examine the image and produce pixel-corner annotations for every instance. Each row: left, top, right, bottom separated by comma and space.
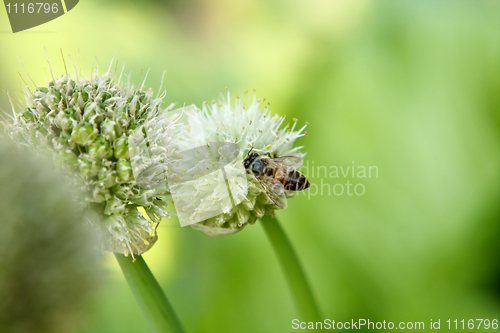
2, 1, 500, 332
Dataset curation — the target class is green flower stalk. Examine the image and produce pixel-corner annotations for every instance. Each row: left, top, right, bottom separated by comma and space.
168, 91, 319, 321
4, 61, 173, 256
0, 139, 101, 333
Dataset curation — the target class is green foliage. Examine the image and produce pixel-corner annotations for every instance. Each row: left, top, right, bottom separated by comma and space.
0, 139, 101, 333
2, 1, 500, 332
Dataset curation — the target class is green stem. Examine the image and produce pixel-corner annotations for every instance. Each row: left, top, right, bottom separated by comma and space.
115, 253, 185, 333
260, 215, 321, 321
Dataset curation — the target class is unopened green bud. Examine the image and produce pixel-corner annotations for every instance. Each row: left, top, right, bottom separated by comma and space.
104, 196, 126, 215
114, 137, 129, 159
71, 122, 96, 145
46, 88, 62, 108
65, 107, 76, 115
100, 91, 111, 102
98, 168, 117, 188
22, 109, 35, 122
78, 156, 93, 178
33, 126, 49, 145
128, 95, 140, 115
92, 185, 109, 203
100, 119, 119, 141
129, 191, 149, 206
78, 154, 102, 178
88, 136, 113, 160
71, 90, 89, 109
116, 157, 133, 182
127, 122, 139, 133
57, 149, 79, 170
54, 131, 75, 150
92, 192, 107, 203
55, 111, 76, 131
83, 102, 105, 124
110, 184, 129, 200
102, 214, 120, 230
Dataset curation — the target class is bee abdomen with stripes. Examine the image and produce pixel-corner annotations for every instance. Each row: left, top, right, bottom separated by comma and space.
275, 166, 310, 191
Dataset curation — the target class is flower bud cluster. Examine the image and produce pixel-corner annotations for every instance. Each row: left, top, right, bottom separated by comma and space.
6, 68, 172, 255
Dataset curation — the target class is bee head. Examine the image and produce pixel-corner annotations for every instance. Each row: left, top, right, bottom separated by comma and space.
243, 148, 260, 169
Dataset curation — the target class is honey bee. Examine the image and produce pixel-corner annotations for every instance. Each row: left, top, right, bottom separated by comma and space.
243, 148, 310, 209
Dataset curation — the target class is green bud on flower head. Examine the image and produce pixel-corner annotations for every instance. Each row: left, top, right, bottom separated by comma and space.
104, 196, 126, 215
100, 91, 112, 102
111, 184, 130, 200
47, 87, 62, 108
54, 110, 76, 132
98, 168, 117, 188
54, 131, 75, 150
57, 149, 79, 171
22, 109, 35, 122
88, 136, 113, 160
83, 102, 105, 124
78, 154, 95, 178
71, 122, 96, 145
100, 119, 119, 141
92, 185, 109, 203
78, 154, 104, 178
33, 125, 49, 145
114, 136, 129, 159
116, 157, 133, 182
4, 57, 174, 256
71, 90, 89, 109
129, 189, 150, 206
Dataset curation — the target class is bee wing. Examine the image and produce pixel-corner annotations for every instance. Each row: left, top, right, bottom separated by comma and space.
257, 176, 288, 209
269, 156, 303, 168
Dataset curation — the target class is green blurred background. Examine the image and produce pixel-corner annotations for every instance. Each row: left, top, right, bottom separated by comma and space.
2, 0, 500, 332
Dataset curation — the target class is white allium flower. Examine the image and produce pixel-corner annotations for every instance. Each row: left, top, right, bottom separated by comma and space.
171, 91, 308, 236
3, 60, 174, 256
